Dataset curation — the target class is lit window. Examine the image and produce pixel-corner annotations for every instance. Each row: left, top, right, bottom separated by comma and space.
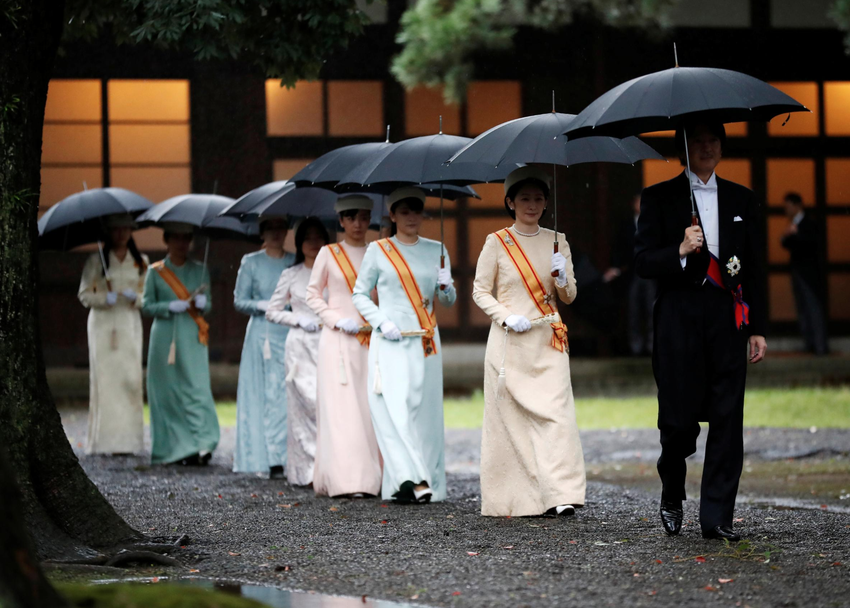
715, 159, 751, 188
108, 80, 189, 122
641, 131, 675, 138
826, 159, 850, 206
766, 159, 815, 206
266, 80, 323, 136
642, 159, 681, 188
405, 87, 461, 136
109, 125, 191, 165
466, 183, 506, 209
768, 273, 796, 321
825, 82, 850, 136
767, 216, 791, 264
327, 81, 384, 137
827, 217, 850, 262
40, 80, 103, 210
467, 81, 521, 136
828, 273, 850, 320
725, 122, 748, 137
273, 159, 315, 182
768, 82, 819, 137
419, 216, 457, 262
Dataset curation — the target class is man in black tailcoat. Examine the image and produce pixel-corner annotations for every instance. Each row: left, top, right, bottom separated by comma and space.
634, 121, 767, 541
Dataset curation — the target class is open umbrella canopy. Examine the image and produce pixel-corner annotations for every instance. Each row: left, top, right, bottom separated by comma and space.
37, 187, 153, 251
137, 194, 258, 240
289, 141, 394, 187
562, 66, 808, 140
447, 112, 663, 170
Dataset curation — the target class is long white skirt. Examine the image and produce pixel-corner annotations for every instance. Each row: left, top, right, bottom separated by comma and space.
284, 326, 321, 486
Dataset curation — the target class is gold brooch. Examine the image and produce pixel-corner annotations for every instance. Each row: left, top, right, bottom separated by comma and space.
543, 291, 554, 304
726, 256, 741, 276
422, 297, 431, 308
333, 245, 341, 254
504, 234, 514, 246
383, 241, 392, 252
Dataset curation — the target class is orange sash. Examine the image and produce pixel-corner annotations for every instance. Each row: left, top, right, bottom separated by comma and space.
375, 238, 437, 357
326, 243, 371, 347
151, 260, 210, 346
493, 229, 568, 353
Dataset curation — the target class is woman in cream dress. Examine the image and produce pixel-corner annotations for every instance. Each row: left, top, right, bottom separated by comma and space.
472, 167, 586, 517
78, 214, 148, 455
266, 217, 330, 486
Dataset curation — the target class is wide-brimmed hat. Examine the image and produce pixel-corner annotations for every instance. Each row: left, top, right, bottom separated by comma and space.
503, 166, 552, 195
335, 195, 374, 213
386, 187, 426, 212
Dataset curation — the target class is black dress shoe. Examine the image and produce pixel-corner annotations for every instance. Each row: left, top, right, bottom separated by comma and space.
269, 465, 285, 479
199, 451, 212, 466
177, 453, 201, 466
702, 525, 741, 542
660, 499, 683, 536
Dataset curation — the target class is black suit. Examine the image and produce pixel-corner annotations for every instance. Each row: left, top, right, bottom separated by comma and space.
634, 172, 765, 532
781, 214, 828, 355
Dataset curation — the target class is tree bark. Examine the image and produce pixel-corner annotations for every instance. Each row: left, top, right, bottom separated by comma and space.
0, 0, 141, 572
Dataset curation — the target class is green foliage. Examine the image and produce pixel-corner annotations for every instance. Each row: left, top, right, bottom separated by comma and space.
391, 0, 676, 104
58, 582, 267, 608
830, 0, 850, 53
62, 0, 369, 86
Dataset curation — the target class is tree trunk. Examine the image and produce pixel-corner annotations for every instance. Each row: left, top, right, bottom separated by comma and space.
0, 0, 141, 571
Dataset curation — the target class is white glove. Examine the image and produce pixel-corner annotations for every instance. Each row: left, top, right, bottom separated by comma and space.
121, 288, 137, 302
168, 299, 191, 314
436, 265, 453, 287
193, 294, 208, 310
551, 252, 567, 287
379, 320, 402, 341
105, 292, 118, 306
335, 318, 360, 335
297, 316, 319, 332
256, 300, 269, 312
504, 314, 532, 333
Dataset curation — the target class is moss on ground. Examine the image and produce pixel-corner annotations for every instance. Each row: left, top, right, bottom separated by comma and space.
58, 583, 268, 608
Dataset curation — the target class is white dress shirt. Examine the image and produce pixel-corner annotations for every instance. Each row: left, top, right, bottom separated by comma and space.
681, 171, 719, 269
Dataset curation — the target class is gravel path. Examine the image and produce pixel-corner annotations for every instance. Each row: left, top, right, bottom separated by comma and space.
61, 410, 850, 608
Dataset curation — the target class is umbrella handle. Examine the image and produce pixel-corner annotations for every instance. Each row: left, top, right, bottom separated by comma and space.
692, 214, 701, 255
551, 241, 560, 277
440, 255, 447, 291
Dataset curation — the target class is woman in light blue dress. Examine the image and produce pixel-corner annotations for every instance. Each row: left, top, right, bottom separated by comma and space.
352, 188, 456, 504
233, 218, 295, 477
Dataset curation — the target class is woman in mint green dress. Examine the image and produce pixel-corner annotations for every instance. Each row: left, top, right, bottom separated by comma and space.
233, 218, 295, 477
142, 223, 219, 465
352, 188, 456, 503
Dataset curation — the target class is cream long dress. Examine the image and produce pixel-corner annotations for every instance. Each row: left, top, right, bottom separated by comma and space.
306, 242, 382, 497
78, 251, 148, 455
266, 263, 322, 486
472, 227, 586, 516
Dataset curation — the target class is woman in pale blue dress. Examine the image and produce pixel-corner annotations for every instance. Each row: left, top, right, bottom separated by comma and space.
233, 218, 295, 477
352, 188, 456, 504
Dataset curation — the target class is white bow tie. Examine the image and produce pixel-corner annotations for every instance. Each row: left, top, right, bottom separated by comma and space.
691, 181, 717, 193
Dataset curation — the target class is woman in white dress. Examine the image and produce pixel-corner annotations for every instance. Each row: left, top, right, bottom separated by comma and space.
266, 217, 330, 486
78, 214, 148, 455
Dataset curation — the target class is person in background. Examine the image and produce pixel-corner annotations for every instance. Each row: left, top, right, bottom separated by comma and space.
142, 222, 219, 466
603, 193, 655, 355
781, 192, 828, 356
307, 195, 382, 498
472, 166, 585, 518
266, 217, 330, 487
78, 214, 148, 455
233, 217, 296, 478
352, 187, 456, 504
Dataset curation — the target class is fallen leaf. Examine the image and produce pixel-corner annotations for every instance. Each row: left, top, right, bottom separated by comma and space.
410, 594, 419, 600
274, 565, 292, 572
695, 556, 706, 563
446, 514, 454, 519
151, 577, 160, 583
648, 590, 657, 596
278, 504, 292, 508
329, 507, 339, 512
381, 520, 388, 525
656, 559, 663, 564
452, 591, 461, 596
633, 573, 640, 577
719, 578, 734, 584
189, 569, 199, 573
704, 585, 717, 592
251, 493, 258, 498
228, 551, 241, 556
293, 503, 301, 507
278, 491, 284, 496
217, 494, 223, 499
833, 562, 843, 567
180, 545, 187, 549
734, 518, 744, 523
381, 504, 388, 508
467, 552, 479, 556
568, 540, 577, 544
502, 546, 514, 550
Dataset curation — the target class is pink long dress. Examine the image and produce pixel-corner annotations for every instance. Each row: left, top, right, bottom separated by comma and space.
305, 242, 382, 497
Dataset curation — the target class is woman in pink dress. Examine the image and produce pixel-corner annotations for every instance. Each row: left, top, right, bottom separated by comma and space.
306, 195, 382, 497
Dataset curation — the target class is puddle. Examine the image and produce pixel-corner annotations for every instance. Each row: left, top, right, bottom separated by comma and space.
92, 577, 422, 607
739, 495, 850, 514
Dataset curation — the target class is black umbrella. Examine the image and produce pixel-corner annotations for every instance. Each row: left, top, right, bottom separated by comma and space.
37, 187, 153, 251
137, 194, 257, 240
289, 130, 394, 187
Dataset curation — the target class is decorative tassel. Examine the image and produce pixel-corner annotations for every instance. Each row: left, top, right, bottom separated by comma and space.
496, 327, 509, 401
111, 328, 118, 351
338, 354, 348, 386
167, 340, 176, 365
285, 362, 297, 382
262, 336, 272, 360
373, 362, 382, 394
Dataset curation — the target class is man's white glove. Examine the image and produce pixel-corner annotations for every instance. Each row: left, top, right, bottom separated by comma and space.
105, 291, 118, 306
121, 289, 137, 302
379, 320, 402, 341
436, 265, 453, 287
504, 314, 532, 333
297, 316, 320, 332
551, 252, 567, 287
193, 294, 208, 310
168, 299, 191, 314
256, 300, 269, 312
335, 318, 360, 335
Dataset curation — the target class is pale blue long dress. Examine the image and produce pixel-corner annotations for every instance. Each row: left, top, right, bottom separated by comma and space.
232, 250, 295, 474
352, 237, 457, 501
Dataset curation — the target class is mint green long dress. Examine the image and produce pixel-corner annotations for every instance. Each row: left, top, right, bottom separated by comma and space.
142, 256, 220, 464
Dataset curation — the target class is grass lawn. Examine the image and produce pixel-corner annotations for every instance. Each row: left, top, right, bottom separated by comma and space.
144, 387, 850, 430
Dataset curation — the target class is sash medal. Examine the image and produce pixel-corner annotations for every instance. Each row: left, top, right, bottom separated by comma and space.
705, 253, 750, 330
